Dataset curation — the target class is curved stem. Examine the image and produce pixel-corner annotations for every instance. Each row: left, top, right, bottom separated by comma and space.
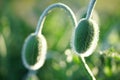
35, 3, 77, 36
86, 0, 96, 19
80, 56, 96, 80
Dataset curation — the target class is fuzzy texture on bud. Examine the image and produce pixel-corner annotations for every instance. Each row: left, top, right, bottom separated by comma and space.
72, 18, 99, 57
22, 33, 47, 70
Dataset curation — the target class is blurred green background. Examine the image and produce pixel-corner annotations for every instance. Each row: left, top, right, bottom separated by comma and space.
0, 0, 120, 80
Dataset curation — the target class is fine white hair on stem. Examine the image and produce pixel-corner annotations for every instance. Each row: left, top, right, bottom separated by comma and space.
86, 0, 96, 19
35, 3, 77, 36
81, 56, 96, 80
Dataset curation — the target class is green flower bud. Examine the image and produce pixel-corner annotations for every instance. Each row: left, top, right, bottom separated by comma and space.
22, 33, 47, 70
72, 18, 99, 57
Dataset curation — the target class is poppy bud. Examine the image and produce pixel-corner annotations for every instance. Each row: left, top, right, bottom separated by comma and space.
72, 18, 99, 57
22, 33, 47, 70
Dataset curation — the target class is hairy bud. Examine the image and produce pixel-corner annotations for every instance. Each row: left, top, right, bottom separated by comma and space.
22, 33, 47, 70
72, 18, 99, 57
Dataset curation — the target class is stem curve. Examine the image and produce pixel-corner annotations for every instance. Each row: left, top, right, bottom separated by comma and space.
35, 3, 77, 36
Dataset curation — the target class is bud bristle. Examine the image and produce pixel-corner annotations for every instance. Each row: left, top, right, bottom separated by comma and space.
72, 18, 99, 57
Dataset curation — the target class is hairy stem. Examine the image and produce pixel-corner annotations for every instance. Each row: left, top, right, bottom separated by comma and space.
86, 0, 96, 19
81, 56, 96, 80
35, 3, 77, 36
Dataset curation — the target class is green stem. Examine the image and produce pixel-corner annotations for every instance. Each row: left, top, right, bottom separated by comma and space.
86, 0, 96, 19
35, 3, 77, 36
81, 56, 96, 80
